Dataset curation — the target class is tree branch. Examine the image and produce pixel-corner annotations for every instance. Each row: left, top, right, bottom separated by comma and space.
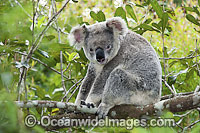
15, 92, 200, 119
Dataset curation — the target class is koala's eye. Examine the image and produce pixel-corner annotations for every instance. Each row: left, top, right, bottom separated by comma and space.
89, 48, 94, 52
106, 45, 111, 50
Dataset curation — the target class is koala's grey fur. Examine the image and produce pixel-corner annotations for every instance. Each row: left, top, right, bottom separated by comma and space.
68, 17, 162, 118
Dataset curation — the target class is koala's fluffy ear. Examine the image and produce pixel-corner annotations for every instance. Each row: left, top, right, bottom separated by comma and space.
68, 25, 87, 50
106, 17, 128, 36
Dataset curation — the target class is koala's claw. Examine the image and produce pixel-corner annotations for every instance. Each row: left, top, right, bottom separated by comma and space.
81, 100, 95, 108
80, 100, 86, 105
97, 103, 110, 119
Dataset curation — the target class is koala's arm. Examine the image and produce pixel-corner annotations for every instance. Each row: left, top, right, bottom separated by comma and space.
85, 64, 116, 106
75, 63, 96, 105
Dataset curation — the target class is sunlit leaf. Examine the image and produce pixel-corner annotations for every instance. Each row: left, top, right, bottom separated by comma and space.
184, 7, 195, 12
186, 14, 200, 26
152, 22, 161, 30
69, 52, 79, 61
44, 35, 55, 41
193, 6, 200, 16
125, 5, 137, 22
161, 12, 169, 33
90, 11, 98, 21
185, 68, 195, 80
77, 16, 83, 24
114, 7, 127, 22
90, 11, 106, 22
150, 0, 163, 18
194, 28, 200, 33
97, 11, 106, 22
144, 18, 152, 24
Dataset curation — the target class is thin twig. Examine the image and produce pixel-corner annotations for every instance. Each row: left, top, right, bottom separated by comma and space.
63, 63, 71, 73
61, 78, 83, 102
17, 55, 26, 101
52, 0, 61, 43
183, 119, 200, 132
159, 54, 200, 60
17, 0, 36, 96
24, 69, 28, 101
0, 53, 7, 56
172, 85, 177, 95
25, 0, 70, 66
31, 0, 70, 54
174, 110, 194, 117
66, 84, 81, 102
60, 51, 67, 93
195, 39, 200, 77
50, 25, 68, 35
162, 33, 166, 81
14, 51, 70, 80
161, 91, 194, 100
162, 79, 175, 95
14, 0, 32, 18
195, 85, 200, 93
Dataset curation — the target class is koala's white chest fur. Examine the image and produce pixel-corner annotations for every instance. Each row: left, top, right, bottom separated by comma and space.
94, 64, 103, 75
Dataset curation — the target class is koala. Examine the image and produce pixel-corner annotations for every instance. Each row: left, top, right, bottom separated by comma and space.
68, 17, 162, 118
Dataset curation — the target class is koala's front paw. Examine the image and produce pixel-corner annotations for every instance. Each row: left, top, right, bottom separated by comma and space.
80, 100, 95, 108
96, 103, 111, 119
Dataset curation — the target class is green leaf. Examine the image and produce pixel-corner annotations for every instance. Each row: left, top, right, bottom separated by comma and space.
150, 0, 163, 18
125, 5, 137, 22
161, 12, 169, 33
140, 23, 154, 31
194, 28, 200, 33
166, 25, 172, 32
144, 18, 152, 24
90, 11, 106, 22
44, 35, 55, 41
90, 11, 98, 21
134, 29, 147, 35
77, 16, 83, 24
167, 12, 177, 21
193, 6, 200, 16
184, 7, 195, 12
186, 14, 200, 26
65, 24, 72, 33
185, 68, 195, 80
37, 16, 46, 27
163, 46, 168, 58
169, 60, 178, 68
69, 52, 79, 61
97, 11, 106, 22
199, 0, 200, 7
114, 7, 127, 22
152, 22, 161, 30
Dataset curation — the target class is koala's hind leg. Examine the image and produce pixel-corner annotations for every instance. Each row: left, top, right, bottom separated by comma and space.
97, 67, 149, 118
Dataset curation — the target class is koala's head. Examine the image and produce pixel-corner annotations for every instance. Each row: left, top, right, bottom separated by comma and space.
68, 17, 127, 65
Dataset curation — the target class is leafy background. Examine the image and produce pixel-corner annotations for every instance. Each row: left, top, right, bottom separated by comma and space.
0, 0, 200, 132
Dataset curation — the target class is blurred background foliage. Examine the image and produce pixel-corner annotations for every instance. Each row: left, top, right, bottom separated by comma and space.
0, 0, 200, 132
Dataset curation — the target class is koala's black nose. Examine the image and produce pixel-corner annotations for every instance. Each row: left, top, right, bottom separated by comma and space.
95, 48, 105, 63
